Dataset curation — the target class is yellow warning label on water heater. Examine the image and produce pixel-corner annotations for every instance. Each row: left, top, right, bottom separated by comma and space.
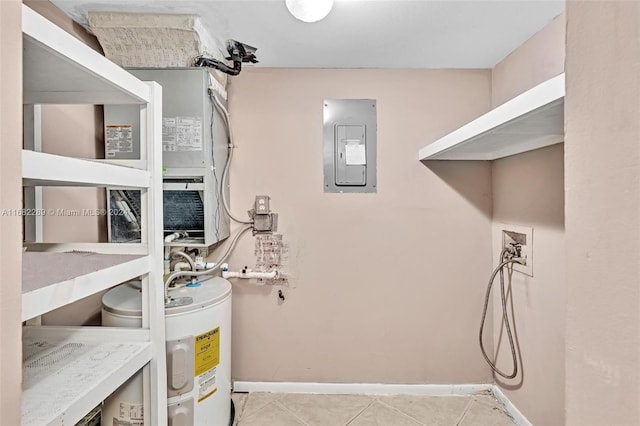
194, 327, 220, 376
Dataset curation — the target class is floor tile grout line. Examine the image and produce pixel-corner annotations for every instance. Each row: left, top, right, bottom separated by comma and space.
474, 394, 512, 414
237, 392, 516, 426
344, 398, 379, 426
233, 393, 249, 423
237, 394, 284, 423
237, 400, 278, 423
455, 396, 476, 426
372, 398, 428, 426
273, 400, 311, 426
476, 394, 516, 422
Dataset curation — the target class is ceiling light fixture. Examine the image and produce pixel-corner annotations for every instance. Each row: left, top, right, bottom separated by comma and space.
285, 0, 334, 23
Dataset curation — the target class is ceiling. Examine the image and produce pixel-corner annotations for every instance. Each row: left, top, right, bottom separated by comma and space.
50, 0, 565, 69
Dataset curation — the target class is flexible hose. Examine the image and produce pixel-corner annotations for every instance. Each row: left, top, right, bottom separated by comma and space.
164, 225, 253, 302
210, 93, 253, 225
479, 250, 523, 379
171, 251, 195, 271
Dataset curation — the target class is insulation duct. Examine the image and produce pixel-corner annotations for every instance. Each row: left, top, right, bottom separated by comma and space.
87, 12, 229, 95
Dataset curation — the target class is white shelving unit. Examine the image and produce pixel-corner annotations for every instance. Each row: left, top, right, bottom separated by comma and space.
419, 73, 565, 161
21, 5, 167, 426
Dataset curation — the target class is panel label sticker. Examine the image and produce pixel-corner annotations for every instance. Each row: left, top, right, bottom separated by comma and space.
105, 124, 133, 157
194, 327, 220, 402
345, 141, 366, 165
162, 116, 203, 152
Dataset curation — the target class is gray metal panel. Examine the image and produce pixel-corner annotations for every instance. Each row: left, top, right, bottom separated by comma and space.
323, 99, 377, 193
104, 68, 230, 247
125, 68, 210, 169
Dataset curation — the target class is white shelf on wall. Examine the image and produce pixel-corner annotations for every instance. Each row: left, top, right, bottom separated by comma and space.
22, 150, 150, 187
22, 5, 149, 105
21, 252, 148, 321
22, 327, 151, 426
419, 73, 565, 161
20, 4, 167, 425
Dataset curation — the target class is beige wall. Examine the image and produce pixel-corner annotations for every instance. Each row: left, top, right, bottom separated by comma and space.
0, 0, 23, 422
226, 68, 494, 383
565, 2, 640, 425
492, 13, 565, 108
24, 0, 102, 52
491, 145, 565, 426
489, 12, 566, 426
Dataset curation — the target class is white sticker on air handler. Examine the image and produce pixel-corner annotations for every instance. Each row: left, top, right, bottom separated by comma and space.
113, 401, 143, 426
194, 327, 220, 402
162, 116, 203, 152
105, 124, 133, 157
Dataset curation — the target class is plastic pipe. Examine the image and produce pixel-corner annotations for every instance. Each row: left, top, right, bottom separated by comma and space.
163, 225, 253, 303
173, 262, 191, 272
172, 251, 195, 271
164, 232, 187, 243
221, 269, 278, 280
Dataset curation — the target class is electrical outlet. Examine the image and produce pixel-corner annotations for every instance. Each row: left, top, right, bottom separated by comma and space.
500, 224, 533, 277
255, 195, 270, 214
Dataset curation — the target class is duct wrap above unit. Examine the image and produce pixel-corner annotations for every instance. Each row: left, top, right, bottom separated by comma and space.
87, 12, 228, 96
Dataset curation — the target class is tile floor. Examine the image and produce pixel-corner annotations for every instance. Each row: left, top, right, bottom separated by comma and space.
231, 392, 517, 426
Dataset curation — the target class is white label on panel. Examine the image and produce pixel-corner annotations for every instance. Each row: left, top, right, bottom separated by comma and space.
163, 117, 177, 152
163, 117, 203, 152
345, 141, 366, 165
105, 125, 133, 157
176, 116, 203, 152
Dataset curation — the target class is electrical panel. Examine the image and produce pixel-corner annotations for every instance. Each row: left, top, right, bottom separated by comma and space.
323, 99, 377, 193
104, 68, 230, 247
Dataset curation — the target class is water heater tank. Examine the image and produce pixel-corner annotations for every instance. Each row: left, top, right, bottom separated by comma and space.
101, 277, 232, 426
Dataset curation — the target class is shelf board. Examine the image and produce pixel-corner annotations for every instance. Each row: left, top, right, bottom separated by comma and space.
419, 73, 565, 161
22, 252, 148, 321
23, 150, 150, 188
22, 326, 151, 426
22, 5, 149, 105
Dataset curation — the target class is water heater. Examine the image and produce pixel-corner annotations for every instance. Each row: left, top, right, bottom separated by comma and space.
102, 278, 232, 426
104, 68, 230, 247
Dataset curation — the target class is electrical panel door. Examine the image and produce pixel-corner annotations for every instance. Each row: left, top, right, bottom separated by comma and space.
323, 99, 377, 193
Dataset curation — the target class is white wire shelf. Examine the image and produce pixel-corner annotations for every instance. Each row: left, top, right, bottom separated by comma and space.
22, 252, 148, 321
22, 326, 151, 426
22, 5, 149, 105
20, 5, 167, 423
22, 150, 150, 188
419, 73, 565, 161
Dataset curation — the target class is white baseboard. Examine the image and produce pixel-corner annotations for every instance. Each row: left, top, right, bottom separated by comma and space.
233, 381, 491, 396
232, 381, 531, 425
491, 386, 532, 426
